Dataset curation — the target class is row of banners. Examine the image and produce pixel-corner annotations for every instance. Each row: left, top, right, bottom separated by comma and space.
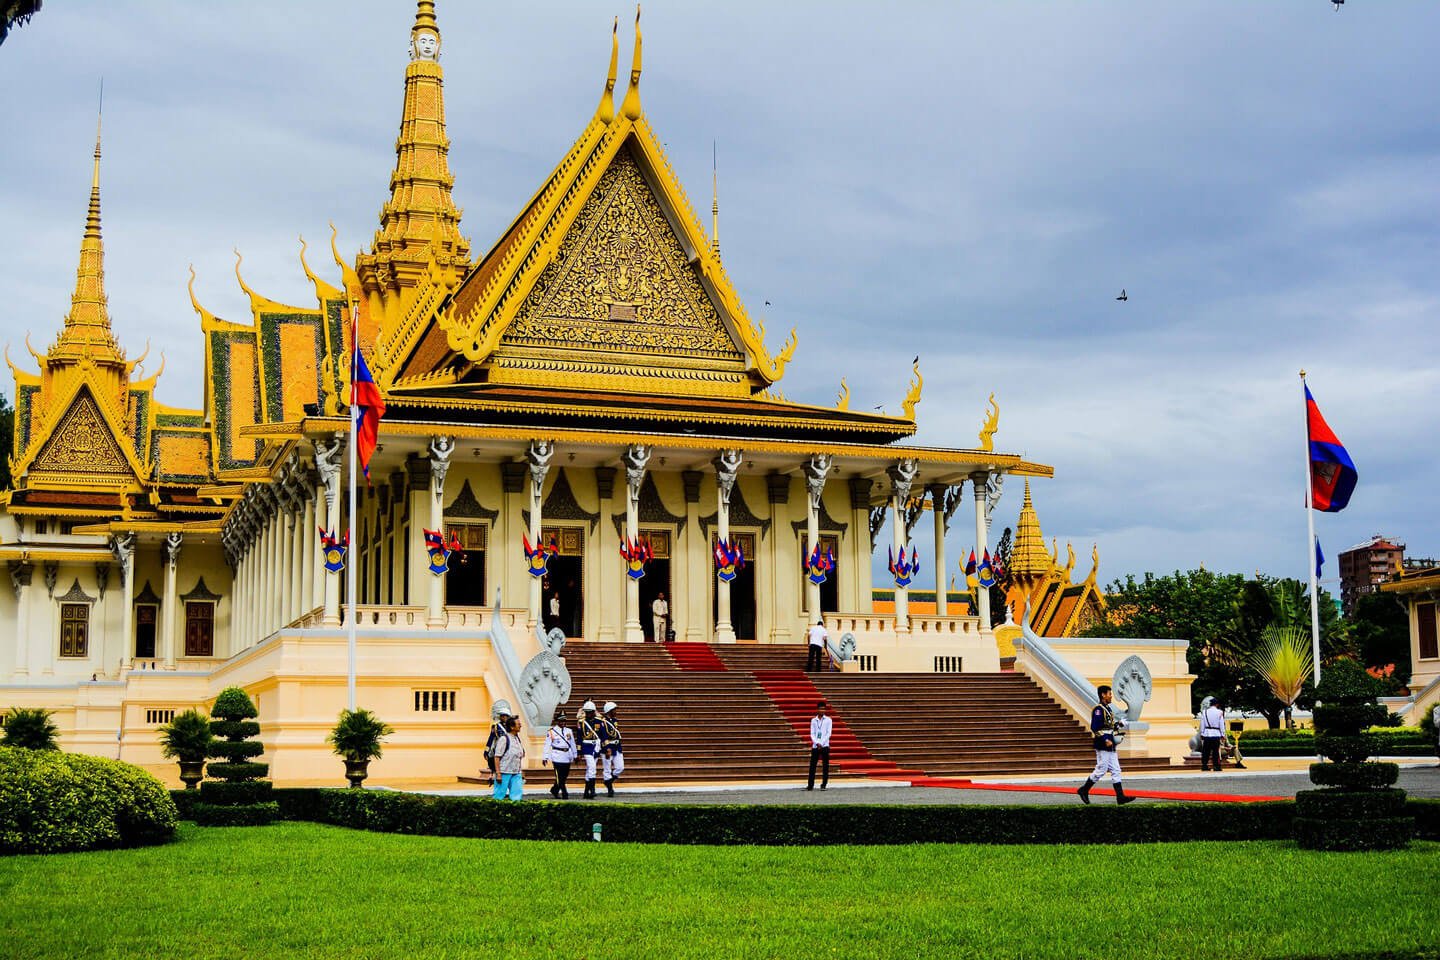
317, 527, 1004, 590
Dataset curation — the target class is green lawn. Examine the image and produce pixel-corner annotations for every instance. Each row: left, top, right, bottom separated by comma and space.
1, 823, 1436, 960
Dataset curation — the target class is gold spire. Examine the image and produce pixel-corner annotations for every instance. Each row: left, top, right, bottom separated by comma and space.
1009, 480, 1050, 577
621, 6, 643, 121
359, 0, 469, 291
53, 103, 122, 362
711, 141, 720, 257
598, 17, 619, 123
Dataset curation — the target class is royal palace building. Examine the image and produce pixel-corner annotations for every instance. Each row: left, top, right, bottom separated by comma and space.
1, 4, 1195, 782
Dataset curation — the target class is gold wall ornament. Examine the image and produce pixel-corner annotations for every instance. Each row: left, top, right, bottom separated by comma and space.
900, 359, 923, 420
978, 392, 999, 451
836, 378, 850, 410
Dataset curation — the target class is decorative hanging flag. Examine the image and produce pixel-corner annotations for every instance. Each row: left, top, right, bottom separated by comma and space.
319, 528, 348, 573
964, 549, 977, 577
976, 549, 998, 589
620, 536, 653, 580
888, 545, 919, 589
1315, 537, 1324, 579
714, 538, 745, 583
522, 533, 557, 578
1305, 385, 1357, 513
350, 345, 385, 481
424, 528, 463, 576
805, 543, 836, 586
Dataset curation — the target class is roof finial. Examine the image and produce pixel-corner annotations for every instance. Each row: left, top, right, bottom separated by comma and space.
711, 140, 720, 257
598, 17, 619, 123
621, 5, 642, 121
411, 0, 440, 61
86, 82, 103, 241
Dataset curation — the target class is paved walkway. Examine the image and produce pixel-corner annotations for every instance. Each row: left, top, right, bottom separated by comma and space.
419, 760, 1440, 805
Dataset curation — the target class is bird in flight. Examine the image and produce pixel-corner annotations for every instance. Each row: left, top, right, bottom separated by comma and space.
764, 300, 772, 307
912, 355, 919, 364
1115, 289, 1128, 302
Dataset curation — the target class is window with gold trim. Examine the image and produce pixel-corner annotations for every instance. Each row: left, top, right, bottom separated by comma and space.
60, 603, 89, 658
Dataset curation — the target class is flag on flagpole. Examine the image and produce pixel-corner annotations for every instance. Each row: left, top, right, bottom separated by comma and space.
1314, 537, 1324, 579
351, 347, 385, 480
1305, 385, 1356, 513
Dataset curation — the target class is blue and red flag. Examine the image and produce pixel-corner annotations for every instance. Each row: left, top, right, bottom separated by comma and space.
1305, 385, 1356, 513
350, 342, 385, 481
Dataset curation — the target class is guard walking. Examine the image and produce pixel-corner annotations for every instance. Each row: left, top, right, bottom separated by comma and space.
543, 708, 578, 799
1078, 684, 1133, 805
600, 700, 624, 795
577, 700, 603, 799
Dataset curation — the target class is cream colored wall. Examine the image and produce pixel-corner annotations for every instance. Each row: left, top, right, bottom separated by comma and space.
1407, 599, 1440, 692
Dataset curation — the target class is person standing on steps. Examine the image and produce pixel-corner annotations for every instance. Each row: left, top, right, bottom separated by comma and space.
1078, 685, 1133, 805
543, 708, 577, 799
651, 592, 669, 643
600, 700, 624, 796
1199, 697, 1226, 772
577, 700, 603, 799
807, 700, 833, 791
806, 618, 828, 672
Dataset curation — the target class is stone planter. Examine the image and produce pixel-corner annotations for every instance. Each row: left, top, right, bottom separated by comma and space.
344, 759, 371, 788
178, 760, 205, 790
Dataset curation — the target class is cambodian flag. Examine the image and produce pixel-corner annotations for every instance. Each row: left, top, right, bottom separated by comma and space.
1305, 385, 1356, 513
351, 347, 385, 480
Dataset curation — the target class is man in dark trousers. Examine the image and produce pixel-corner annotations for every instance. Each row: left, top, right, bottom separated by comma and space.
1199, 697, 1226, 771
1077, 685, 1133, 805
806, 700, 833, 791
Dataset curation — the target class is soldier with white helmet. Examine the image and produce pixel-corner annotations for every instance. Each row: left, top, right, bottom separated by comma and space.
576, 700, 603, 799
600, 700, 624, 795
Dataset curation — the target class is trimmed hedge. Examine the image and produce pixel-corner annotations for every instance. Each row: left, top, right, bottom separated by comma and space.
167, 788, 1440, 845
1308, 762, 1399, 790
198, 780, 274, 806
1295, 788, 1407, 819
1, 746, 178, 854
1292, 815, 1414, 852
193, 802, 282, 827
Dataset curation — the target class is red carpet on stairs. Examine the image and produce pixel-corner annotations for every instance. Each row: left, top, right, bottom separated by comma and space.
665, 642, 729, 672
752, 669, 925, 779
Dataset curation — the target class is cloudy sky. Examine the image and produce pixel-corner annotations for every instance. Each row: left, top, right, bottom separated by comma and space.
2, 1, 1436, 590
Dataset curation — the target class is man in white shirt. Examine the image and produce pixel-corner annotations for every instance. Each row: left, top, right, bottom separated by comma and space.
1199, 698, 1226, 771
806, 619, 828, 672
651, 592, 669, 642
807, 700, 833, 791
548, 593, 561, 634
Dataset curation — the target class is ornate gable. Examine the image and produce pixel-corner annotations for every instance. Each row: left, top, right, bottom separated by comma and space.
30, 388, 138, 482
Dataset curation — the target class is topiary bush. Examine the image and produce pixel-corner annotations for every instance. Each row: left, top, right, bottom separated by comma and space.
193, 687, 277, 827
1, 707, 60, 750
1295, 659, 1412, 851
0, 746, 178, 853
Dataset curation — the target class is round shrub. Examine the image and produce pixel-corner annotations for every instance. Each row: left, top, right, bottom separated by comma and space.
0, 746, 178, 853
212, 688, 258, 720
1296, 788, 1408, 819
1314, 703, 1387, 736
1308, 761, 1399, 790
1315, 733, 1375, 764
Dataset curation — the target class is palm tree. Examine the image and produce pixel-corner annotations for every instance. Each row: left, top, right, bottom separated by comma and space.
1248, 624, 1314, 729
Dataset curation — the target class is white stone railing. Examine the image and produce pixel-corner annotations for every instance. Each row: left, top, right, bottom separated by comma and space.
286, 605, 529, 631
824, 613, 981, 637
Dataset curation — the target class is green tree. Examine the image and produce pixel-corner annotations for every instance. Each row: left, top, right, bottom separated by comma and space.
988, 526, 1012, 628
1349, 592, 1410, 687
0, 390, 13, 490
1249, 625, 1314, 729
1, 707, 59, 750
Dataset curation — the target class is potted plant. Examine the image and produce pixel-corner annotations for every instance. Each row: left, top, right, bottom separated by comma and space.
326, 708, 394, 788
158, 708, 212, 789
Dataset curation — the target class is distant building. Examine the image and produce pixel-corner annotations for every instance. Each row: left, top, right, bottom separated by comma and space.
1338, 536, 1405, 617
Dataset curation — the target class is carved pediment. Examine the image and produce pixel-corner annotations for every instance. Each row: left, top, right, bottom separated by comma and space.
446, 479, 500, 523
31, 388, 135, 479
499, 148, 747, 368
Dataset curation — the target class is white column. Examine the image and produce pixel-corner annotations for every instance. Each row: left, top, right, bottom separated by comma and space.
162, 532, 181, 669
888, 459, 918, 634
428, 437, 454, 625
971, 470, 992, 631
9, 562, 34, 678
595, 466, 617, 642
114, 537, 134, 671
621, 444, 651, 643
803, 455, 831, 625
315, 435, 345, 627
930, 483, 958, 617
301, 492, 317, 618
681, 471, 703, 642
525, 441, 554, 630
713, 450, 741, 644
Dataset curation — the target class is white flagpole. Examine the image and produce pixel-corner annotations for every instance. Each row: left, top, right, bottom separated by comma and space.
346, 303, 359, 711
1301, 370, 1322, 690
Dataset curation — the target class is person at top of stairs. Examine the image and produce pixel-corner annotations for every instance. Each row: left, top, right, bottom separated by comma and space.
600, 701, 624, 796
805, 619, 829, 672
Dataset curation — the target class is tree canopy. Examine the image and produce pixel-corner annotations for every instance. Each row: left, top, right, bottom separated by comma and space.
0, 390, 12, 490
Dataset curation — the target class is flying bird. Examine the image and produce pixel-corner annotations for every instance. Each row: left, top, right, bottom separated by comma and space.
912, 355, 919, 364
1115, 289, 1128, 302
764, 300, 772, 307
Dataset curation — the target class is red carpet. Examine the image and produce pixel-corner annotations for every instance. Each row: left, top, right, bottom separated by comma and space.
753, 669, 925, 778
665, 641, 728, 672
909, 776, 1289, 803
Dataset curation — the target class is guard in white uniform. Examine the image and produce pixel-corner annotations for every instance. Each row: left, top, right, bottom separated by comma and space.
600, 700, 624, 795
542, 709, 578, 800
1078, 685, 1134, 805
577, 701, 603, 799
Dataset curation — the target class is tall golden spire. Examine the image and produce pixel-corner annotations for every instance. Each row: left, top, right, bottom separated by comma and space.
53, 101, 122, 362
360, 0, 470, 292
1009, 480, 1050, 577
621, 6, 643, 121
711, 141, 720, 257
597, 17, 619, 123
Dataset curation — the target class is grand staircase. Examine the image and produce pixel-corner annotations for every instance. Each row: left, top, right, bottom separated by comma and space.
553, 642, 1171, 784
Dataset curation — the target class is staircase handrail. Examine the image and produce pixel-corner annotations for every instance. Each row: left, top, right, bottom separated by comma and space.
486, 589, 531, 725
1012, 600, 1099, 721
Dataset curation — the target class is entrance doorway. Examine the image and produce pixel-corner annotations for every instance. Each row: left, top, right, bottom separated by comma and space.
636, 529, 672, 641
541, 526, 585, 637
444, 524, 488, 606
713, 532, 756, 641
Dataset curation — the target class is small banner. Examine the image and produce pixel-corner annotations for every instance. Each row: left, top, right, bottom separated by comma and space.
522, 533, 557, 579
976, 548, 1000, 589
888, 544, 919, 589
424, 528, 463, 576
804, 543, 835, 586
620, 535, 654, 581
714, 538, 745, 583
319, 528, 348, 573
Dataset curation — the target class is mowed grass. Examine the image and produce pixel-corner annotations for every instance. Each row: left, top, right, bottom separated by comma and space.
1, 823, 1436, 960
